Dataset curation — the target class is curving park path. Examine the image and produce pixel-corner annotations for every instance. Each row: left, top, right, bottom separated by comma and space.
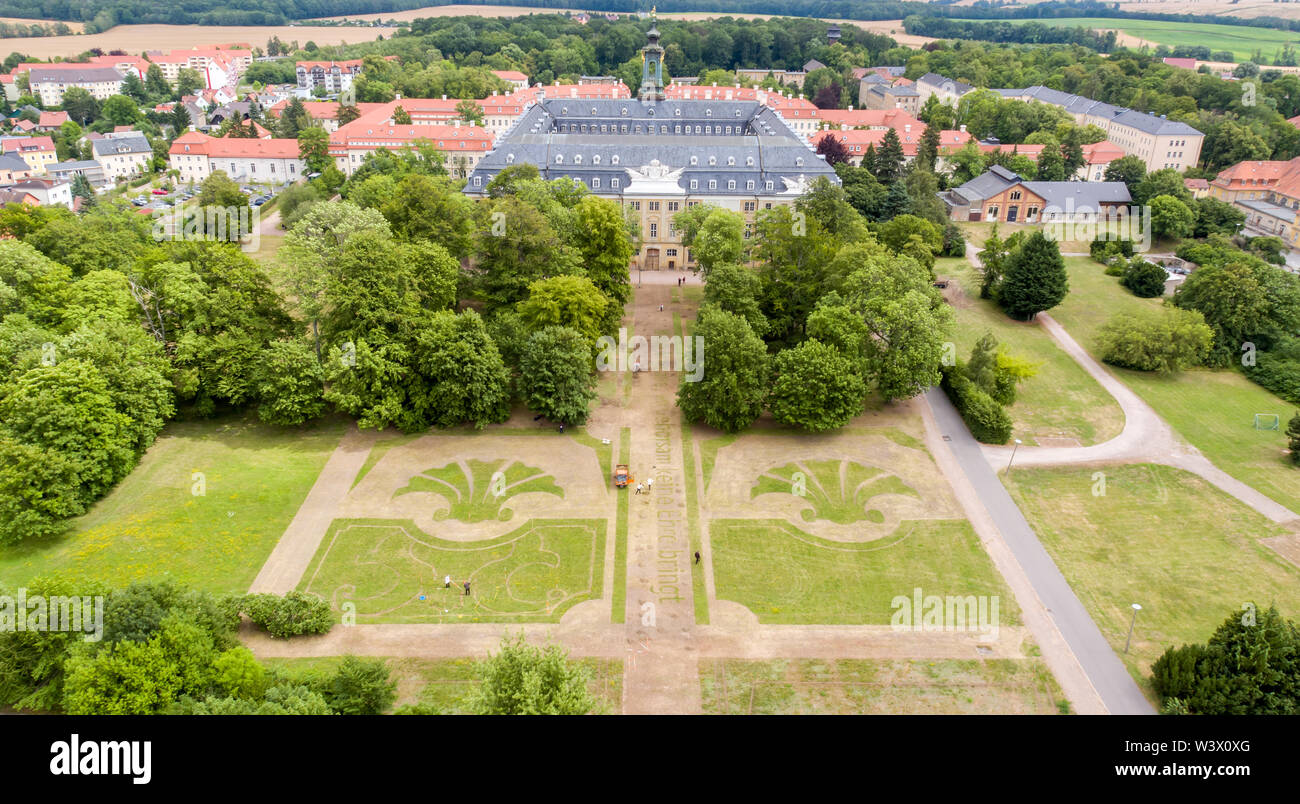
965, 245, 1299, 525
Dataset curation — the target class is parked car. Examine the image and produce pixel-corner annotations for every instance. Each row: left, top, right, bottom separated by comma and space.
151, 188, 168, 195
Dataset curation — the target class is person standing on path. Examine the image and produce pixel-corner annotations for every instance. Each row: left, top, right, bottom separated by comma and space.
694, 551, 700, 565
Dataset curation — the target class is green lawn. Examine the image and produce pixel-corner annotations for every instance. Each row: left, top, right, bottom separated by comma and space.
299, 517, 606, 623
266, 655, 624, 714
938, 256, 1123, 446
996, 17, 1299, 62
700, 657, 1066, 714
0, 414, 347, 595
1005, 464, 1300, 692
1051, 257, 1300, 513
709, 518, 1018, 625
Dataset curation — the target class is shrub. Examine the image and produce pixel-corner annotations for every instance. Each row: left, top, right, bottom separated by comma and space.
1120, 258, 1169, 298
1096, 307, 1213, 373
1245, 352, 1300, 405
241, 591, 334, 639
941, 365, 1012, 444
323, 656, 396, 715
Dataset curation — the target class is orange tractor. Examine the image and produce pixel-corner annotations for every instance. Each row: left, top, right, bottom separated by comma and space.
613, 464, 633, 488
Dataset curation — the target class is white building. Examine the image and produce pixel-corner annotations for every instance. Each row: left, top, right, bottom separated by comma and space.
169, 130, 305, 184
28, 66, 124, 106
91, 132, 154, 180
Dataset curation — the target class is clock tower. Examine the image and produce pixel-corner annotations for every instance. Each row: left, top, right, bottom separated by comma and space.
639, 16, 666, 102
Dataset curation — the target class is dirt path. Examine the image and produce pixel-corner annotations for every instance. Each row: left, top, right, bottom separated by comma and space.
617, 272, 702, 714
247, 425, 378, 594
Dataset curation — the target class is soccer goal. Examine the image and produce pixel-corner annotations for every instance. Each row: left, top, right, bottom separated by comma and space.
1254, 413, 1280, 431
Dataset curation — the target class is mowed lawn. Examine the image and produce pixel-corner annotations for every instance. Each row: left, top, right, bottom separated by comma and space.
1005, 464, 1300, 691
299, 517, 606, 623
1000, 17, 1298, 62
0, 414, 348, 595
1051, 257, 1300, 514
938, 257, 1123, 446
709, 518, 1019, 625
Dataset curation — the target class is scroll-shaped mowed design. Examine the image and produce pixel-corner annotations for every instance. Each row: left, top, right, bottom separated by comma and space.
750, 459, 919, 524
395, 459, 564, 522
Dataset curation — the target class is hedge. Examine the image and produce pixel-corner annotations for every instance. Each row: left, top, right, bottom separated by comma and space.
940, 366, 1013, 444
241, 591, 335, 639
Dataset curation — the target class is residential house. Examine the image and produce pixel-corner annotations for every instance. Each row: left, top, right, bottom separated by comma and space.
859, 80, 921, 115
92, 132, 153, 180
0, 135, 56, 174
3, 177, 71, 207
0, 152, 33, 183
48, 159, 107, 189
35, 110, 68, 131
916, 72, 975, 106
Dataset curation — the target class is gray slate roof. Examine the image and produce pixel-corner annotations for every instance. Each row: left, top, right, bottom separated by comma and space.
465, 98, 837, 197
1022, 180, 1131, 208
92, 132, 150, 157
0, 153, 29, 172
918, 72, 974, 96
28, 66, 123, 84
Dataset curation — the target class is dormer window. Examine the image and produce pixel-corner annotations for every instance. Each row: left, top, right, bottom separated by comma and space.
674, 108, 681, 116
690, 156, 698, 165
705, 109, 713, 117
621, 107, 628, 116
506, 153, 515, 164
555, 155, 564, 164
727, 156, 735, 166
795, 157, 804, 167
592, 155, 601, 165
574, 154, 582, 164
591, 107, 597, 115
746, 156, 754, 166
708, 156, 716, 165
611, 155, 620, 165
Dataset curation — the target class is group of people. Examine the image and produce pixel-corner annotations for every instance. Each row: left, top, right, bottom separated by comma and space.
634, 477, 654, 495
444, 575, 471, 596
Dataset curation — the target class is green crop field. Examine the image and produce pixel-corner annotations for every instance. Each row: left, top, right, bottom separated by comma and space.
998, 17, 1299, 62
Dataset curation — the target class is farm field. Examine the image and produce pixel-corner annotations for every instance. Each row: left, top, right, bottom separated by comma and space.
1004, 464, 1300, 692
996, 16, 1300, 62
699, 657, 1067, 714
0, 23, 393, 59
0, 414, 348, 595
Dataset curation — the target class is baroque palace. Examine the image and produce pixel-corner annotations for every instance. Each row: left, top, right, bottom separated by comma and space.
463, 22, 838, 271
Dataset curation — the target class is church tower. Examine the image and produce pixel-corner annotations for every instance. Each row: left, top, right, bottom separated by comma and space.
639, 15, 666, 102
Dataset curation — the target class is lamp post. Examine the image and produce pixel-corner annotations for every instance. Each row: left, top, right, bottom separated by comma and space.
1124, 603, 1142, 654
1006, 438, 1022, 474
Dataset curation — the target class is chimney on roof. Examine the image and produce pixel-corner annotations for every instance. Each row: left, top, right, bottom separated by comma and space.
904, 124, 911, 133
960, 124, 966, 133
441, 94, 446, 100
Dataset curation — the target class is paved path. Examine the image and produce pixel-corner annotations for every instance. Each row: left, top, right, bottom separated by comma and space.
247, 425, 378, 594
965, 245, 1299, 524
927, 387, 1154, 715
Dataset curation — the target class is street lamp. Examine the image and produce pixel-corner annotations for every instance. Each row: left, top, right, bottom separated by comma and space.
1124, 603, 1142, 654
1006, 438, 1022, 474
